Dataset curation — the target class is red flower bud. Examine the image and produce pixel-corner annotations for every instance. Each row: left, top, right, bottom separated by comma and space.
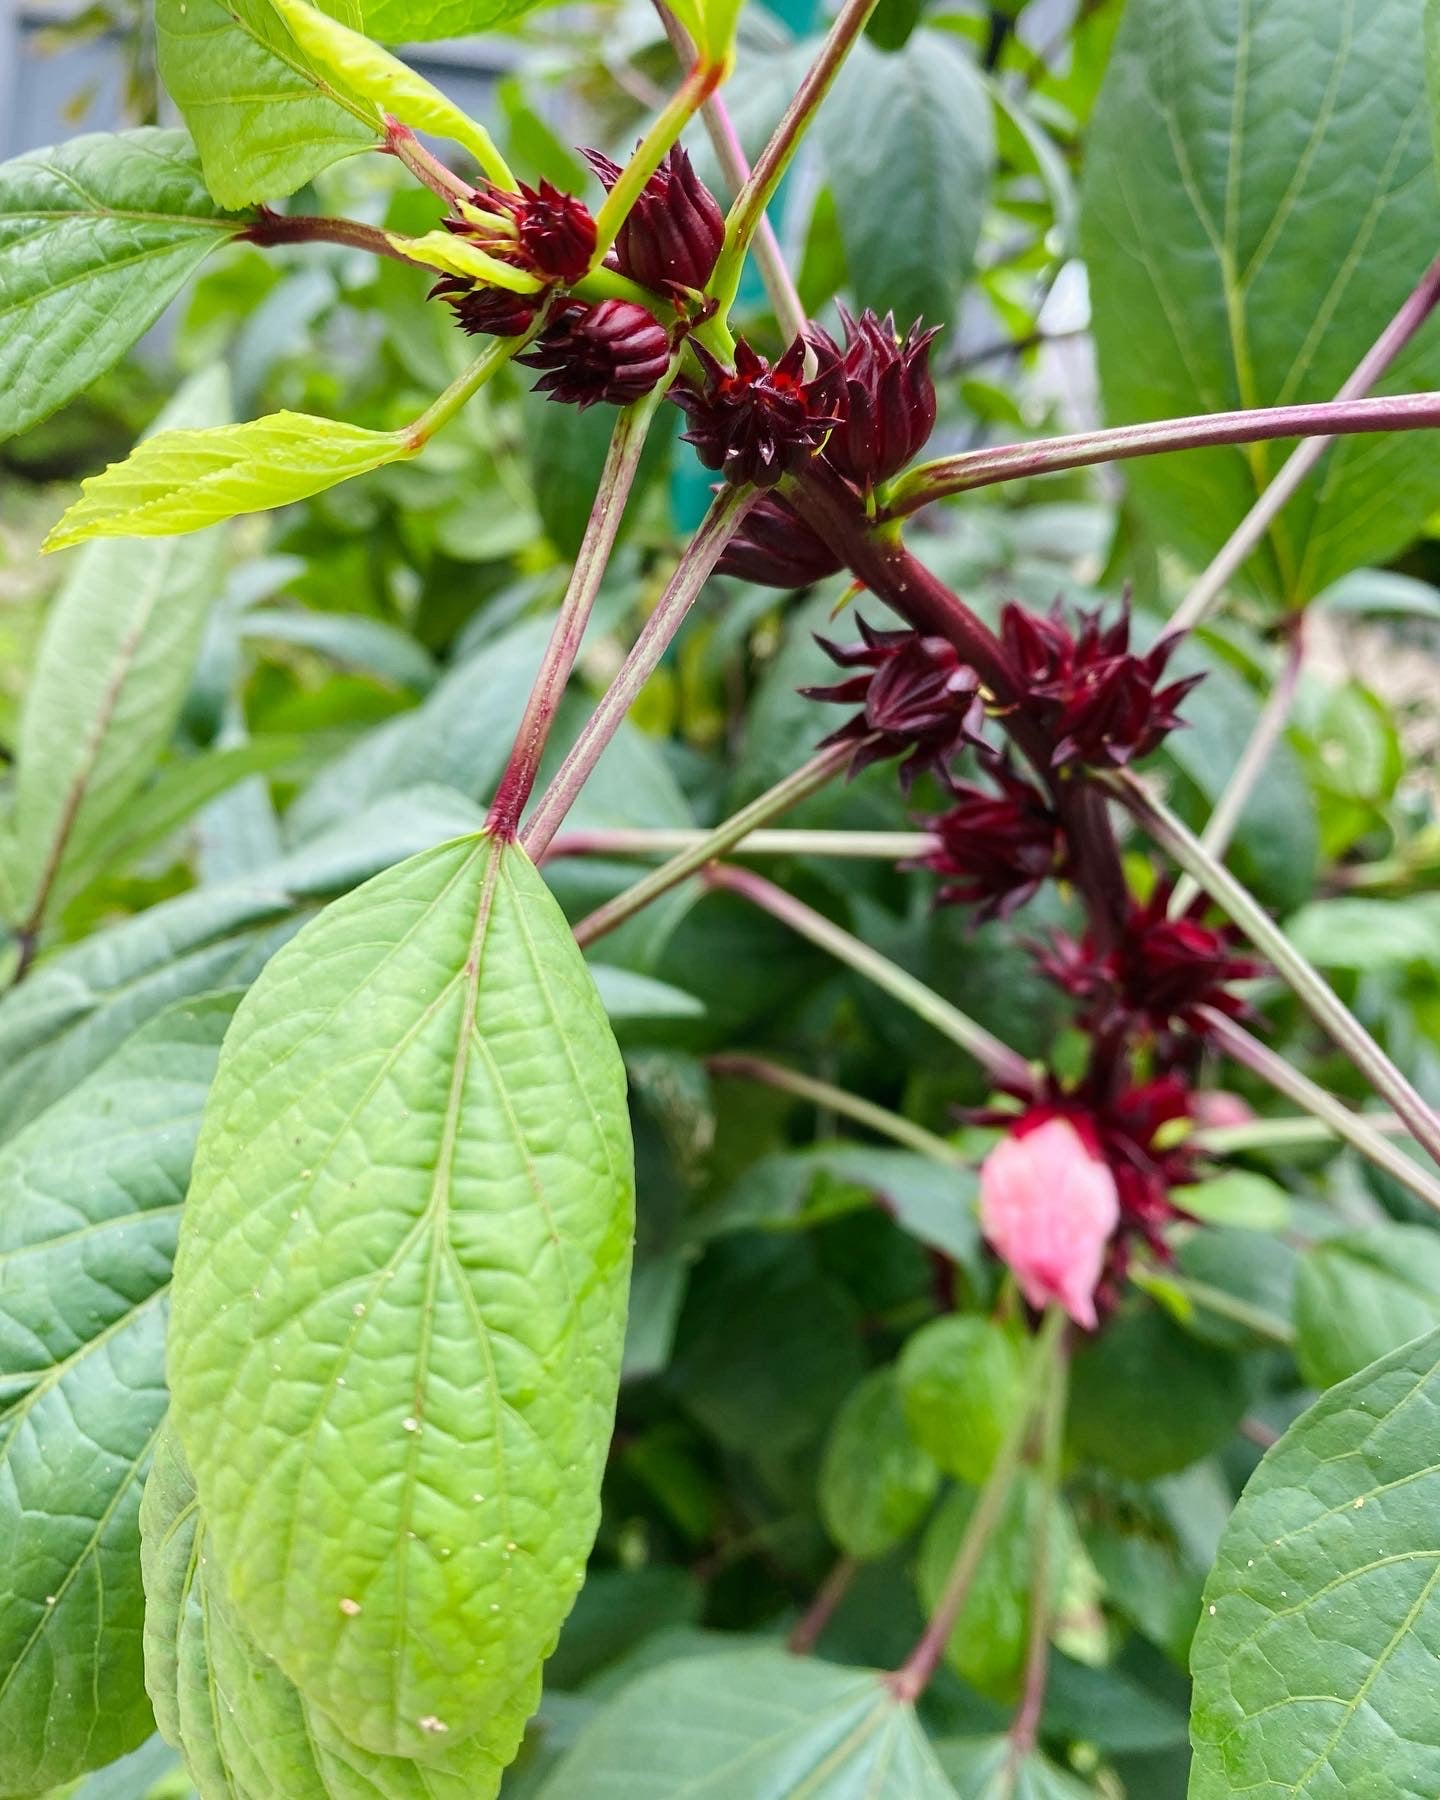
800, 615, 986, 789
584, 145, 726, 294
462, 178, 596, 284
428, 276, 541, 339
517, 299, 671, 409
673, 332, 845, 488
913, 755, 1068, 920
1000, 600, 1202, 770
715, 493, 844, 587
824, 306, 939, 486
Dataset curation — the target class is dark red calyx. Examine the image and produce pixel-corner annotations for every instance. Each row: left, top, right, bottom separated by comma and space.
672, 331, 845, 489
911, 754, 1068, 921
516, 299, 672, 409
428, 276, 542, 339
800, 615, 986, 790
584, 144, 726, 295
715, 492, 845, 587
823, 305, 939, 486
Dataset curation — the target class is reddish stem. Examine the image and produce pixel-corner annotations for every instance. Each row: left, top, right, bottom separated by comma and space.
787, 1554, 859, 1655
241, 207, 414, 264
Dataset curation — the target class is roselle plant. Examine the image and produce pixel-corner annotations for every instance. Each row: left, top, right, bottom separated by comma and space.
5, 0, 1440, 1793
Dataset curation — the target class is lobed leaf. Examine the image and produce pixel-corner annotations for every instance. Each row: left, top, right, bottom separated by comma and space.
1190, 1326, 1440, 1796
43, 412, 415, 549
0, 995, 236, 1795
167, 832, 635, 1758
0, 129, 244, 440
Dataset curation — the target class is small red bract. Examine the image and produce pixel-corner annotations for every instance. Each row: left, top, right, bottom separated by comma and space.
517, 300, 672, 409
673, 333, 845, 488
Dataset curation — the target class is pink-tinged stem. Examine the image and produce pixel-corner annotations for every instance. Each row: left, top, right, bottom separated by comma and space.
1169, 621, 1305, 918
1008, 1329, 1071, 1763
384, 118, 473, 204
520, 485, 756, 857
889, 391, 1440, 518
709, 0, 878, 314
1196, 1008, 1440, 1216
1111, 771, 1440, 1172
787, 1554, 860, 1656
489, 396, 665, 838
243, 208, 414, 263
549, 826, 933, 861
889, 1307, 1065, 1705
703, 861, 1037, 1096
1169, 252, 1440, 634
653, 3, 807, 340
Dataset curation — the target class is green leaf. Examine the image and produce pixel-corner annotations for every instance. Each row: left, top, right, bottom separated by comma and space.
0, 884, 297, 1141
1082, 0, 1440, 602
1294, 1226, 1440, 1390
898, 1315, 1029, 1485
167, 832, 634, 1758
818, 33, 995, 331
1283, 895, 1440, 972
1318, 568, 1440, 621
819, 1367, 941, 1559
1180, 1171, 1292, 1233
12, 371, 230, 926
267, 0, 511, 181
535, 1647, 960, 1797
588, 964, 705, 1023
1066, 1301, 1248, 1480
1189, 1326, 1440, 1797
139, 1426, 539, 1798
0, 130, 243, 440
242, 606, 438, 692
935, 1735, 1093, 1799
155, 0, 378, 210
341, 0, 561, 44
0, 994, 237, 1795
44, 411, 414, 549
1427, 0, 1440, 168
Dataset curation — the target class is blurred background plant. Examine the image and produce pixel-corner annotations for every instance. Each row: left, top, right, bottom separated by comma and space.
5, 0, 1440, 1794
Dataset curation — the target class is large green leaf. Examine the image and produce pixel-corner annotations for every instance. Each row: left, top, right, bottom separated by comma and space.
936, 1736, 1093, 1799
1293, 1226, 1440, 1389
535, 1648, 959, 1797
1189, 1326, 1440, 1797
0, 884, 298, 1141
898, 1315, 1029, 1486
167, 832, 634, 1758
44, 412, 414, 549
818, 33, 995, 332
12, 371, 230, 928
155, 0, 378, 210
1082, 0, 1440, 602
0, 994, 236, 1796
0, 130, 243, 440
139, 1427, 539, 1798
819, 1367, 940, 1560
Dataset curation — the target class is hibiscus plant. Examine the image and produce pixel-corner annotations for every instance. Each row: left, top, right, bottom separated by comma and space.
3, 0, 1440, 1794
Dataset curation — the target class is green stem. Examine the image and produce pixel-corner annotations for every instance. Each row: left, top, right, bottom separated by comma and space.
555, 825, 933, 864
1007, 1329, 1071, 1763
405, 325, 541, 449
1196, 1007, 1440, 1215
707, 1053, 970, 1166
708, 0, 879, 318
521, 485, 756, 856
703, 862, 1037, 1097
593, 61, 720, 261
1110, 771, 1440, 1173
889, 1308, 1065, 1705
1133, 1267, 1296, 1348
1196, 1113, 1406, 1155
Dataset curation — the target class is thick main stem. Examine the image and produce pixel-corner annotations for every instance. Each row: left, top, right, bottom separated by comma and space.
520, 486, 756, 856
1169, 252, 1440, 634
709, 0, 879, 316
1113, 772, 1440, 1171
489, 397, 663, 837
1169, 621, 1304, 917
890, 1308, 1065, 1705
889, 391, 1440, 517
703, 861, 1036, 1096
1196, 1008, 1440, 1215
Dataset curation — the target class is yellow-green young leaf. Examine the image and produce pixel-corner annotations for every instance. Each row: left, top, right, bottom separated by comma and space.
167, 832, 635, 1759
156, 0, 379, 209
818, 1367, 940, 1560
43, 413, 414, 549
140, 1426, 540, 1799
388, 230, 543, 290
897, 1314, 1028, 1485
266, 0, 514, 184
13, 369, 230, 926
